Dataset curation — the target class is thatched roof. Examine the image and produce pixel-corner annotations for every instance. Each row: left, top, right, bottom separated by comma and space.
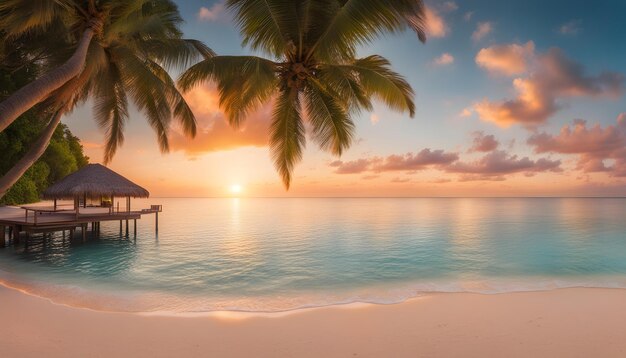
43, 164, 149, 199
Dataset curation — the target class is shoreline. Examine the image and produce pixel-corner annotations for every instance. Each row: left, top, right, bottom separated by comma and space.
5, 270, 626, 316
6, 272, 626, 317
4, 285, 626, 357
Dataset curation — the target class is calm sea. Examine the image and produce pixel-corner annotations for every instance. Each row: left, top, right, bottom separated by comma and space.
1, 198, 626, 313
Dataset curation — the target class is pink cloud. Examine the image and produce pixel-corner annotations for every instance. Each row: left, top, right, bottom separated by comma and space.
197, 3, 224, 21
474, 46, 624, 127
472, 22, 493, 42
329, 159, 374, 174
445, 150, 562, 179
329, 143, 561, 182
424, 7, 449, 38
475, 41, 535, 76
433, 53, 454, 66
527, 114, 626, 176
330, 149, 458, 174
373, 149, 459, 172
469, 131, 499, 152
390, 177, 412, 183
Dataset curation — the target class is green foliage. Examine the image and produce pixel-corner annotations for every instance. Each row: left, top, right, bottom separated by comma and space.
0, 117, 89, 205
0, 40, 88, 205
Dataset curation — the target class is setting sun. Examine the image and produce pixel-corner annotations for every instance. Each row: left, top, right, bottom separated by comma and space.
229, 184, 242, 194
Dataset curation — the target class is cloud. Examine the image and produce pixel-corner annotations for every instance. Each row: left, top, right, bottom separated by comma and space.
329, 147, 561, 181
197, 3, 224, 21
445, 150, 562, 179
472, 21, 493, 41
559, 20, 582, 35
473, 45, 624, 127
475, 41, 535, 76
170, 84, 271, 155
390, 177, 412, 183
330, 148, 458, 174
329, 159, 373, 174
469, 131, 499, 152
441, 2, 458, 12
433, 53, 454, 66
424, 7, 449, 38
459, 107, 473, 117
527, 114, 626, 176
374, 149, 459, 172
464, 11, 474, 22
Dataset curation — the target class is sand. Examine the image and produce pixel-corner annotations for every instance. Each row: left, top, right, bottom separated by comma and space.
2, 285, 626, 357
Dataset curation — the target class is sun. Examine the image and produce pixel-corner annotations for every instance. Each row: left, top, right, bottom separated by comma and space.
229, 184, 242, 195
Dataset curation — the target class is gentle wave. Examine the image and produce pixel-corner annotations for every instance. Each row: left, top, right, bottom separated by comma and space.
3, 268, 626, 315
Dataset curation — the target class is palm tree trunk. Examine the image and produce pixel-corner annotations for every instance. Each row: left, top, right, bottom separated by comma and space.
0, 110, 63, 200
0, 29, 94, 133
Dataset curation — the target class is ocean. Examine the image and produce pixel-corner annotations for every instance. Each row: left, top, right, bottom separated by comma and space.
1, 197, 626, 313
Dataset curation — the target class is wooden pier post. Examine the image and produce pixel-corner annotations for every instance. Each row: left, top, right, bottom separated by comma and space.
133, 219, 137, 236
125, 219, 129, 236
13, 226, 19, 245
155, 211, 159, 233
0, 225, 5, 247
119, 220, 122, 236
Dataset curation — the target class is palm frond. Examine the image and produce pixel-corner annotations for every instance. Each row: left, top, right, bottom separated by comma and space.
304, 78, 355, 155
309, 0, 427, 61
226, 0, 300, 57
112, 46, 173, 153
92, 58, 128, 163
344, 55, 415, 117
0, 0, 61, 37
317, 63, 372, 113
145, 59, 197, 137
270, 88, 305, 189
138, 38, 215, 70
178, 55, 278, 127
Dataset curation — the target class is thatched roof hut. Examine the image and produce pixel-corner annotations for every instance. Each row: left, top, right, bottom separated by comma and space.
43, 164, 149, 200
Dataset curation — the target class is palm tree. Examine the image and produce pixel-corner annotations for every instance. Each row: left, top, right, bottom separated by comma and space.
0, 0, 213, 199
179, 0, 426, 189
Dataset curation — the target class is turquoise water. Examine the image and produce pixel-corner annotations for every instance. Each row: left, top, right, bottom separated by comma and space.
1, 198, 626, 312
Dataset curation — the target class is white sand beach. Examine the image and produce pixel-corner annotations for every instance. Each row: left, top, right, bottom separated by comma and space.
2, 285, 626, 357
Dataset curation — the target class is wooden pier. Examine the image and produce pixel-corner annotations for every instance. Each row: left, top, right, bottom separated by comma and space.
0, 163, 161, 247
0, 205, 161, 247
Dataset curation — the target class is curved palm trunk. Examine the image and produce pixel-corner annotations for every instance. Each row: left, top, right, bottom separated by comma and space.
0, 29, 93, 133
0, 110, 63, 200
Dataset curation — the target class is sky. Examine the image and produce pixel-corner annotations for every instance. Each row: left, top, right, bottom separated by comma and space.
63, 0, 626, 197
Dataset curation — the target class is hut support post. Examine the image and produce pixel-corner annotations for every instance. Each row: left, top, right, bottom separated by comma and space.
0, 225, 5, 247
119, 220, 122, 236
13, 226, 19, 245
82, 224, 86, 242
125, 196, 130, 236
155, 211, 159, 233
53, 199, 57, 211
133, 219, 136, 237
